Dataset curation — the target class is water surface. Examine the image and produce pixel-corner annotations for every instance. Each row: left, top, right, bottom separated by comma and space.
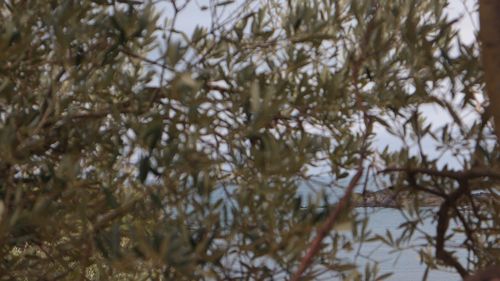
351, 208, 464, 281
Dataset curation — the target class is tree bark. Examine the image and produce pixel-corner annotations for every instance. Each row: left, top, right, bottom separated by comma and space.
479, 0, 500, 141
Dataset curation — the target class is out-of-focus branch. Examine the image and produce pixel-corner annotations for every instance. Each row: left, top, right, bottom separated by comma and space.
465, 266, 500, 281
92, 200, 137, 232
290, 165, 364, 281
291, 118, 371, 280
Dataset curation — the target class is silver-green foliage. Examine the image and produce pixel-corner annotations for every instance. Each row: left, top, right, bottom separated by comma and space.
0, 0, 495, 280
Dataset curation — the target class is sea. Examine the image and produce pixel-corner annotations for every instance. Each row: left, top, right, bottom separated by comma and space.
346, 207, 465, 281
215, 180, 468, 280
293, 178, 467, 281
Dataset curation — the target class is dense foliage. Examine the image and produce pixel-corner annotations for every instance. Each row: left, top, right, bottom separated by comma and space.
0, 0, 498, 280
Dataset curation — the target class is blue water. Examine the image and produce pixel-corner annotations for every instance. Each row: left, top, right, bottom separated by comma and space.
295, 178, 466, 280
349, 208, 464, 281
213, 180, 467, 280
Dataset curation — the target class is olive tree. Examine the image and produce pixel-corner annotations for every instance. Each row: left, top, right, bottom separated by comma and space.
0, 0, 498, 280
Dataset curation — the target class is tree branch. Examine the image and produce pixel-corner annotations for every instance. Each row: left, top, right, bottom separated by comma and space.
290, 165, 364, 281
435, 180, 469, 278
92, 200, 137, 232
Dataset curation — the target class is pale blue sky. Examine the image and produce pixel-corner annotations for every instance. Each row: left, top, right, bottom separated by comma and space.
153, 0, 480, 171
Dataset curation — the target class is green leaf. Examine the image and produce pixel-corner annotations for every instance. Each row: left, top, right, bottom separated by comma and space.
138, 155, 150, 183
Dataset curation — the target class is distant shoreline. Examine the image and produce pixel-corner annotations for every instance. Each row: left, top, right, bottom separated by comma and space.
351, 188, 444, 208
351, 189, 490, 208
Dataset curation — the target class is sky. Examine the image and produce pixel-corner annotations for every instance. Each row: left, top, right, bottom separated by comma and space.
152, 0, 481, 172
373, 0, 479, 166
157, 0, 478, 41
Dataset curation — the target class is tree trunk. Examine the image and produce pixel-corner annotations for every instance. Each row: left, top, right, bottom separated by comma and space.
479, 0, 500, 141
